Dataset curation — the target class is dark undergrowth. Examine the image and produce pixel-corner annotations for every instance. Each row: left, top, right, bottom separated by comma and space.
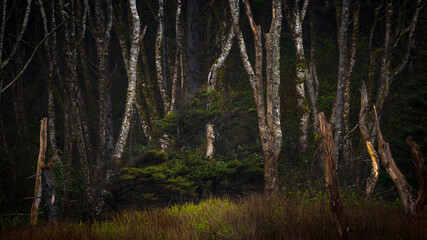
1, 192, 426, 240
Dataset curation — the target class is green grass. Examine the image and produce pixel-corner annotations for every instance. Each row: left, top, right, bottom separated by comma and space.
1, 192, 426, 240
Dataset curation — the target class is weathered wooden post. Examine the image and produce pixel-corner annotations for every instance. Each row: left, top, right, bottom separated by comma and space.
318, 112, 349, 240
30, 118, 47, 225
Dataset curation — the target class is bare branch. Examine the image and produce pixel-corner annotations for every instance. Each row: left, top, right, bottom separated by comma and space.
0, 11, 77, 94
0, 0, 32, 71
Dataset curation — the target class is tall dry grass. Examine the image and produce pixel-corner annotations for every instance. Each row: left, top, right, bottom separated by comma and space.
1, 192, 426, 239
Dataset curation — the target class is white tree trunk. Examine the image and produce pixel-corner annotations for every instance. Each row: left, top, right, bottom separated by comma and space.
284, 0, 309, 150
155, 0, 170, 115
171, 0, 183, 111
112, 0, 140, 164
205, 20, 235, 158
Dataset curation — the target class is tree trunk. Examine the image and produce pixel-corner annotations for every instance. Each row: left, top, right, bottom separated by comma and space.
333, 0, 350, 167
156, 0, 170, 115
0, 100, 15, 211
342, 0, 360, 172
307, 4, 319, 134
155, 0, 172, 151
264, 0, 282, 194
0, 0, 32, 72
94, 0, 113, 187
186, 0, 201, 95
171, 0, 183, 111
38, 0, 59, 161
135, 92, 155, 147
231, 0, 282, 194
117, 21, 156, 149
37, 2, 59, 222
12, 78, 30, 172
373, 106, 414, 216
62, 101, 73, 217
112, 0, 141, 165
318, 112, 349, 240
41, 167, 56, 224
369, 0, 422, 142
360, 82, 379, 196
30, 118, 47, 226
406, 137, 427, 213
284, 0, 310, 150
61, 2, 93, 212
205, 15, 235, 158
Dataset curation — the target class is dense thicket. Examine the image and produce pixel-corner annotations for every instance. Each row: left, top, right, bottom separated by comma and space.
0, 0, 425, 224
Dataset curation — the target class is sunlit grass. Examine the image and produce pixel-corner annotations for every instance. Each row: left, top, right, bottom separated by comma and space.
1, 192, 426, 240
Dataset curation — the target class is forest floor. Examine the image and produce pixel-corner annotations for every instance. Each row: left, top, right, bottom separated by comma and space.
1, 192, 426, 240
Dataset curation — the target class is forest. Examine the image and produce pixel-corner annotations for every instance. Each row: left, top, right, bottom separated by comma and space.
0, 0, 426, 239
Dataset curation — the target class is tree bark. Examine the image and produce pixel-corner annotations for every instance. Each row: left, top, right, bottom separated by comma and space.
0, 0, 7, 64
333, 0, 350, 167
0, 0, 31, 72
62, 100, 73, 217
370, 0, 423, 142
171, 0, 183, 111
284, 0, 310, 150
307, 4, 319, 134
360, 82, 379, 196
373, 106, 414, 216
406, 137, 427, 213
37, 0, 59, 161
156, 0, 170, 115
264, 0, 282, 194
112, 0, 140, 166
94, 0, 113, 186
155, 0, 172, 151
12, 78, 30, 161
139, 32, 160, 122
30, 118, 47, 226
205, 14, 235, 158
41, 167, 56, 224
342, 0, 360, 171
318, 112, 349, 240
61, 1, 93, 212
231, 0, 282, 194
117, 20, 156, 148
186, 0, 201, 95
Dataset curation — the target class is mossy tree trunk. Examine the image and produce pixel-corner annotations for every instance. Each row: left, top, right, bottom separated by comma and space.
332, 0, 349, 168
342, 0, 360, 174
284, 0, 310, 151
115, 6, 157, 149
63, 5, 93, 215
230, 0, 282, 194
47, 0, 74, 216
93, 0, 113, 193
